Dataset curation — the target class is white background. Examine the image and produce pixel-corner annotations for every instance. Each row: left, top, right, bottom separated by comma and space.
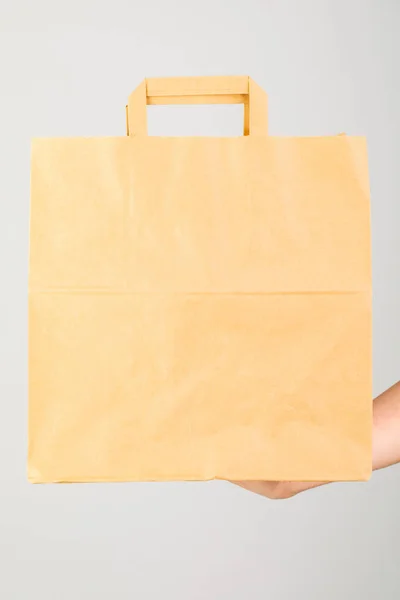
0, 1, 399, 598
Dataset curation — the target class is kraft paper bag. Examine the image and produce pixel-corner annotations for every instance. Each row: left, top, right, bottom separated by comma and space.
28, 76, 372, 483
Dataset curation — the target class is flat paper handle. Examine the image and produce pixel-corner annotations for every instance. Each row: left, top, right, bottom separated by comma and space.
126, 76, 268, 137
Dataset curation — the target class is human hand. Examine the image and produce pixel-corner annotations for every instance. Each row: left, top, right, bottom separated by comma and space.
233, 479, 325, 499
234, 381, 400, 499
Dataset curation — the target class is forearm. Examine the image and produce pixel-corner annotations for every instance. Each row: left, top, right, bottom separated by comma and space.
372, 381, 400, 470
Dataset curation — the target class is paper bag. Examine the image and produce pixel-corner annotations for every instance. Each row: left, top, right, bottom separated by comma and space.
29, 76, 372, 483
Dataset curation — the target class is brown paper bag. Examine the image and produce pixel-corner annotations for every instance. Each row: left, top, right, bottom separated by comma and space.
29, 76, 372, 483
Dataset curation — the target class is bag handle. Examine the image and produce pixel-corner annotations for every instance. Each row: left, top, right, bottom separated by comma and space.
126, 76, 268, 137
